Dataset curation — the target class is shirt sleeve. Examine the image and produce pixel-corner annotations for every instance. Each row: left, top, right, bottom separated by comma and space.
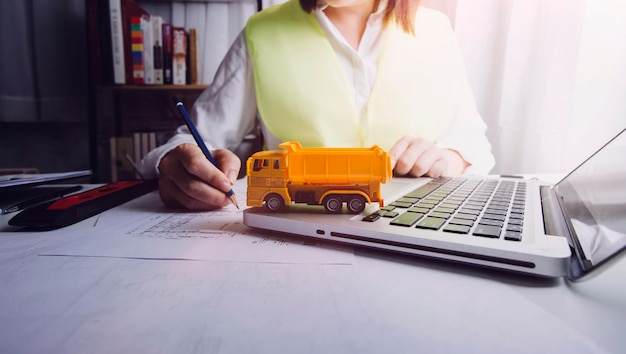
139, 30, 257, 179
436, 77, 496, 176
433, 14, 496, 176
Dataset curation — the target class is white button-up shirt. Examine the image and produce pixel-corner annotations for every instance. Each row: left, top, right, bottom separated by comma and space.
140, 6, 495, 178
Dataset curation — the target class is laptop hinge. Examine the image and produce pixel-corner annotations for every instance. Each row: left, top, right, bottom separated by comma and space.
540, 186, 593, 278
540, 186, 571, 239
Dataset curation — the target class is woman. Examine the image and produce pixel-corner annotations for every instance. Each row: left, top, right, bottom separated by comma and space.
140, 0, 495, 210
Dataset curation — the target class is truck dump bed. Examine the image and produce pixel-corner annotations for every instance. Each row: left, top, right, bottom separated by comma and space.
279, 142, 392, 185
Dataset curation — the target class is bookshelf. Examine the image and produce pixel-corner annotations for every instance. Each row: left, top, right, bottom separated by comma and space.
91, 84, 207, 182
87, 0, 260, 182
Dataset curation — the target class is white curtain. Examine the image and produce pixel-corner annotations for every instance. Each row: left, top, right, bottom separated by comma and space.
147, 0, 626, 175
425, 0, 626, 174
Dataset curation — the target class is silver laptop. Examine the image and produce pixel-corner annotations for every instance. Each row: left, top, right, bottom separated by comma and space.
244, 128, 626, 279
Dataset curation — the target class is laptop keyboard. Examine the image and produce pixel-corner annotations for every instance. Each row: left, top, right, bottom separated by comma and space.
362, 177, 527, 241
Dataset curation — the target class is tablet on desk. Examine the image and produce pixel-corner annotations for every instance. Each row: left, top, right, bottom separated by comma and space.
8, 179, 158, 230
0, 170, 92, 191
0, 185, 83, 214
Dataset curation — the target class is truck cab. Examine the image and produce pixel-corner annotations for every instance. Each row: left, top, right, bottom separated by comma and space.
246, 150, 291, 210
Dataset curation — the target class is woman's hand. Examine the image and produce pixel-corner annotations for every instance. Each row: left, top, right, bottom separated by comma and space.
388, 136, 469, 177
157, 143, 241, 210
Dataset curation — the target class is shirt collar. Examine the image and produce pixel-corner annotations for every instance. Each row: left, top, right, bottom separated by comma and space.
315, 0, 387, 17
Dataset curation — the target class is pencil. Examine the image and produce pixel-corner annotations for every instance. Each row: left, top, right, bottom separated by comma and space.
172, 96, 239, 209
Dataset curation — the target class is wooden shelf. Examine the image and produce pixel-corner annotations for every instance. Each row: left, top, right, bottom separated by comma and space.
141, 0, 257, 3
96, 84, 208, 91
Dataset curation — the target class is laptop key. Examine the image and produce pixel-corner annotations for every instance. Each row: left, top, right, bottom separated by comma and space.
458, 208, 481, 216
506, 224, 523, 232
415, 202, 437, 209
455, 213, 478, 221
390, 212, 424, 227
485, 207, 508, 215
380, 211, 399, 218
434, 207, 456, 214
408, 206, 430, 214
429, 211, 451, 219
396, 197, 419, 204
504, 231, 522, 241
449, 218, 473, 227
415, 217, 446, 230
482, 213, 506, 221
362, 213, 381, 222
404, 183, 442, 199
473, 225, 501, 238
462, 203, 484, 211
439, 202, 460, 210
478, 219, 504, 227
443, 224, 471, 234
390, 201, 414, 208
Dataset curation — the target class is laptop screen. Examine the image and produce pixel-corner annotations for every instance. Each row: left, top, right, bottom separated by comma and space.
554, 128, 626, 273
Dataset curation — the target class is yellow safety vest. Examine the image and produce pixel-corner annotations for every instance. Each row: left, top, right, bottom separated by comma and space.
245, 0, 462, 150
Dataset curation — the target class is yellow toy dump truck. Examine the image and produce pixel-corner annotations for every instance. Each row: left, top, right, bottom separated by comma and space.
246, 142, 392, 214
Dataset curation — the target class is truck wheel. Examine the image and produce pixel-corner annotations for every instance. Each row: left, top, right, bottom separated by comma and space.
347, 195, 366, 214
323, 195, 343, 214
264, 194, 284, 212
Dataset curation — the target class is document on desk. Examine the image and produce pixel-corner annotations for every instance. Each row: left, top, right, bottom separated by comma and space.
42, 188, 353, 265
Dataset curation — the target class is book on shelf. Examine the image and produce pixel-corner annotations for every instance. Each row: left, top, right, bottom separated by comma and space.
172, 27, 188, 85
121, 0, 149, 84
110, 136, 135, 181
133, 132, 142, 171
141, 15, 155, 84
162, 23, 173, 84
110, 132, 172, 181
108, 0, 126, 84
92, 0, 201, 86
152, 16, 164, 84
130, 15, 145, 84
188, 28, 199, 85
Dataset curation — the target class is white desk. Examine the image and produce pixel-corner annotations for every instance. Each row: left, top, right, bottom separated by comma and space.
1, 178, 625, 353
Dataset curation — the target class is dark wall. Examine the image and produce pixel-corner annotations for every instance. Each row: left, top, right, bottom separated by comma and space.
0, 122, 89, 173
0, 0, 90, 173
